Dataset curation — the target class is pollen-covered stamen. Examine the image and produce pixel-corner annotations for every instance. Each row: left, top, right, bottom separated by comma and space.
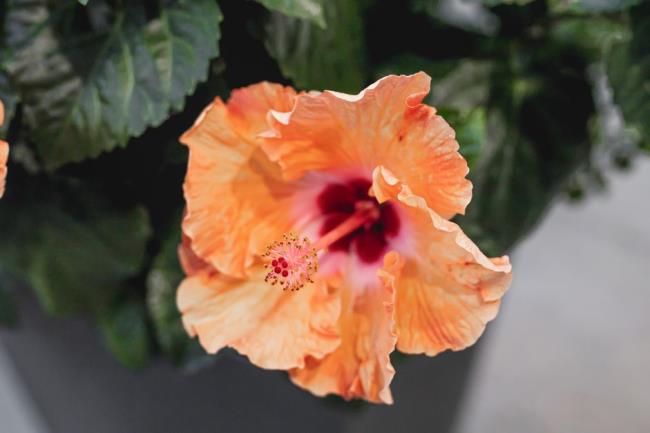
262, 232, 318, 291
263, 204, 380, 291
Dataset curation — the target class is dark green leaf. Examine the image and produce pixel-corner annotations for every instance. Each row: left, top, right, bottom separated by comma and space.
457, 50, 595, 255
5, 0, 222, 169
458, 112, 548, 256
428, 61, 492, 110
410, 0, 501, 35
549, 0, 642, 12
479, 0, 535, 5
146, 220, 192, 365
439, 107, 486, 169
606, 3, 650, 151
255, 0, 326, 28
0, 185, 151, 316
98, 301, 151, 369
265, 0, 366, 92
549, 16, 628, 59
0, 72, 18, 139
144, 0, 223, 111
376, 54, 460, 86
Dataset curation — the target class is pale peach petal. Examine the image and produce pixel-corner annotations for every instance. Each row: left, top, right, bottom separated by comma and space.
371, 166, 512, 356
289, 256, 399, 404
181, 83, 300, 278
262, 73, 472, 218
177, 265, 340, 370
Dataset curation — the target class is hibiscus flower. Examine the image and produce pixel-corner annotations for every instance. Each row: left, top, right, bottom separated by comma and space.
0, 100, 8, 198
177, 73, 512, 404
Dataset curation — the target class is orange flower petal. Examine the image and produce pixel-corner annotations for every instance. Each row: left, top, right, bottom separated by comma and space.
289, 254, 401, 404
372, 166, 512, 356
0, 101, 7, 199
177, 265, 340, 370
177, 232, 211, 277
181, 83, 299, 278
262, 73, 472, 218
0, 140, 7, 199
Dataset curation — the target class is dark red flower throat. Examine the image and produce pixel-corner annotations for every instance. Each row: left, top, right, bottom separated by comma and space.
317, 178, 401, 264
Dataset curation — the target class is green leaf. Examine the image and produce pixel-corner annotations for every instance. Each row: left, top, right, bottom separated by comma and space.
255, 0, 326, 28
458, 112, 548, 256
410, 0, 501, 35
549, 16, 628, 59
439, 107, 486, 169
78, 0, 89, 5
0, 72, 18, 139
478, 0, 535, 5
376, 54, 460, 86
98, 301, 151, 370
606, 3, 650, 151
144, 0, 223, 111
5, 0, 222, 169
0, 184, 152, 316
146, 220, 191, 364
265, 0, 367, 92
549, 0, 642, 13
457, 52, 595, 255
145, 214, 213, 369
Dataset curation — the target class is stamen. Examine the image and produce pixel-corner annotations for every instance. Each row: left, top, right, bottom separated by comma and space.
262, 232, 318, 292
262, 204, 379, 291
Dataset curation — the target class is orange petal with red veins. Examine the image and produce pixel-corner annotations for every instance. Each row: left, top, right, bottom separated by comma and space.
0, 101, 7, 198
262, 73, 472, 218
290, 255, 401, 404
181, 83, 300, 278
177, 266, 340, 370
371, 166, 512, 356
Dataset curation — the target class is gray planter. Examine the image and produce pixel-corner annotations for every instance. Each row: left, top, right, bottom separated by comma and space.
1, 293, 478, 433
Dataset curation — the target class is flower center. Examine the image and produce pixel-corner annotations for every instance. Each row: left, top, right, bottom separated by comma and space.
263, 178, 401, 291
316, 178, 401, 263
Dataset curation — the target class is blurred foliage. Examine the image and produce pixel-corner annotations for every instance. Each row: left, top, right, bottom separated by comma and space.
146, 211, 212, 368
98, 300, 151, 369
605, 2, 650, 151
0, 179, 151, 316
0, 0, 648, 367
265, 0, 367, 92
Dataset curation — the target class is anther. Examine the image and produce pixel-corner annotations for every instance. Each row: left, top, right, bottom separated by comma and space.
263, 205, 378, 292
262, 232, 318, 292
